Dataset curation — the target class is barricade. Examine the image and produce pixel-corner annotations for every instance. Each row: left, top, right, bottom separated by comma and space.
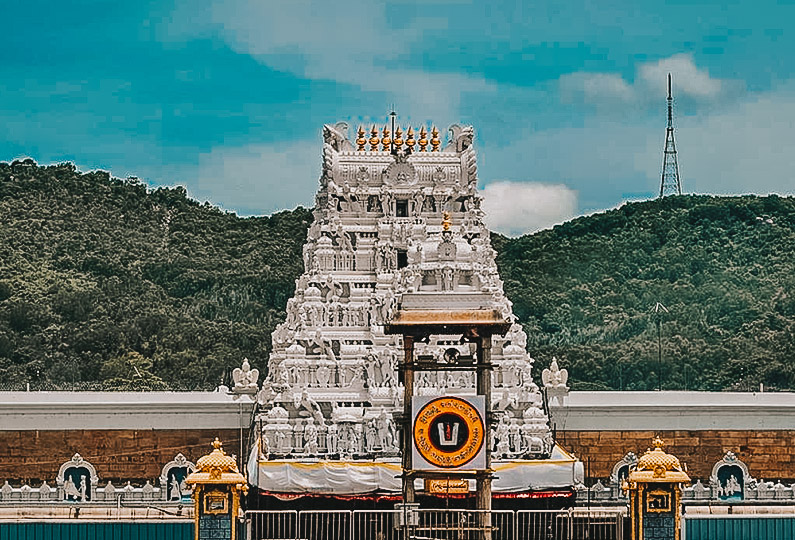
244, 508, 626, 540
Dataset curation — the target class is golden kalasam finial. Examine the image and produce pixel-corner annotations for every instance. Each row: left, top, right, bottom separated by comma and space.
430, 126, 440, 152
406, 126, 416, 152
393, 126, 403, 150
418, 126, 428, 152
652, 436, 665, 450
369, 125, 379, 151
381, 125, 391, 151
442, 211, 451, 231
356, 125, 367, 151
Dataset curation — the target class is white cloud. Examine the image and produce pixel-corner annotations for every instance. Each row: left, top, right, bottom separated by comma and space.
480, 181, 578, 237
195, 141, 320, 215
559, 53, 726, 107
638, 54, 722, 99
166, 0, 495, 121
559, 72, 635, 105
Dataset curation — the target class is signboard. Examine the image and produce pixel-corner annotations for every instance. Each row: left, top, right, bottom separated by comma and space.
412, 395, 486, 470
425, 478, 470, 494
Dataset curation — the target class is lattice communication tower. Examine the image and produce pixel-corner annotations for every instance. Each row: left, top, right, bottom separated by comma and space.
659, 73, 682, 197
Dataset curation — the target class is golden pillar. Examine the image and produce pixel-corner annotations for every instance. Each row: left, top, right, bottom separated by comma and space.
185, 438, 248, 540
625, 437, 690, 540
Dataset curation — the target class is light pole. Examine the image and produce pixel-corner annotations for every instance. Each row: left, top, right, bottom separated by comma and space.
651, 302, 669, 391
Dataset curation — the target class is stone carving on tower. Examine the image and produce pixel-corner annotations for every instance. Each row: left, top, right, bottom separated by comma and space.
254, 121, 553, 465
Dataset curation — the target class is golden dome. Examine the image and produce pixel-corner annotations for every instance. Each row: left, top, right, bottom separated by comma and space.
195, 438, 239, 474
185, 438, 247, 490
637, 437, 682, 475
628, 437, 690, 484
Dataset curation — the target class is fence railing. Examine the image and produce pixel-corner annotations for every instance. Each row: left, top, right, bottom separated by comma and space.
244, 508, 626, 540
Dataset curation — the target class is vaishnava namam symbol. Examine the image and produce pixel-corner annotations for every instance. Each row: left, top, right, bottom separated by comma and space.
437, 421, 460, 447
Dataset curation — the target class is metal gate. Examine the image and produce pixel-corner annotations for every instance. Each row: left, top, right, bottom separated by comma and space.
245, 509, 625, 540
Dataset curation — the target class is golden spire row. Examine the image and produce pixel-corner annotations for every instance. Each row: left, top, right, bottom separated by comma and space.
355, 124, 441, 152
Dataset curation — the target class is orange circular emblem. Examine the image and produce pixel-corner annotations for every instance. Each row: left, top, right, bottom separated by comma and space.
413, 397, 485, 468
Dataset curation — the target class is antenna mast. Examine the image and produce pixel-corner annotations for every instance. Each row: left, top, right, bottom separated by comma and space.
659, 73, 682, 197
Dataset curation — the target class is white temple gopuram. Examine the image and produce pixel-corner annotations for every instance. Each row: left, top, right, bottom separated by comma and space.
248, 122, 581, 499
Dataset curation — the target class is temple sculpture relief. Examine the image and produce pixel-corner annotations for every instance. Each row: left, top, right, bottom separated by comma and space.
254, 121, 553, 460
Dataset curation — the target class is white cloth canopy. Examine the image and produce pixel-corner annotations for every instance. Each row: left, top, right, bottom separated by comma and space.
248, 445, 582, 496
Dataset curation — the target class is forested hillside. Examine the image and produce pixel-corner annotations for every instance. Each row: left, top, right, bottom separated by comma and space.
494, 195, 795, 391
0, 160, 310, 389
1, 161, 793, 390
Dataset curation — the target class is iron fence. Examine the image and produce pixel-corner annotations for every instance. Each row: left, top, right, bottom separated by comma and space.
245, 508, 626, 540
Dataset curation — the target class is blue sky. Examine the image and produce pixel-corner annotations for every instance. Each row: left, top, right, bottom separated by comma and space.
2, 0, 794, 235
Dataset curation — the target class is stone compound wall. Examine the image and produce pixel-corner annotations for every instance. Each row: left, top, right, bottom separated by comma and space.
556, 430, 795, 483
3, 428, 794, 487
0, 429, 245, 484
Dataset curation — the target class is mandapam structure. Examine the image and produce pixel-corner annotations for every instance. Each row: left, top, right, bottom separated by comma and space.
248, 122, 581, 500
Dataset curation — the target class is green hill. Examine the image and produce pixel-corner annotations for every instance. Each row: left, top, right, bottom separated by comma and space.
1, 161, 793, 391
494, 195, 795, 391
0, 160, 310, 389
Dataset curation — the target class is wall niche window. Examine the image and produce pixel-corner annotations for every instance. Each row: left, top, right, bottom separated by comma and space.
396, 200, 408, 217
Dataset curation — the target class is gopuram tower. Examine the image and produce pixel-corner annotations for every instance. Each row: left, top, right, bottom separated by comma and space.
249, 121, 579, 500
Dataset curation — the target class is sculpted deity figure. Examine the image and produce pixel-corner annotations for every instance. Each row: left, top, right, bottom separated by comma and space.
510, 418, 522, 453
326, 424, 338, 454
441, 266, 455, 291
725, 475, 742, 495
302, 244, 313, 272
365, 419, 378, 451
342, 182, 362, 213
315, 364, 331, 387
378, 350, 396, 387
365, 353, 380, 387
232, 358, 259, 392
422, 192, 436, 213
327, 194, 339, 217
327, 298, 339, 326
380, 186, 393, 216
495, 415, 511, 456
285, 297, 299, 329
64, 476, 79, 500
303, 418, 319, 454
542, 357, 569, 389
274, 429, 288, 453
377, 410, 397, 451
412, 191, 424, 217
380, 290, 395, 322
370, 296, 383, 325
170, 476, 182, 500
337, 225, 354, 252
79, 476, 87, 500
295, 389, 326, 427
367, 194, 380, 212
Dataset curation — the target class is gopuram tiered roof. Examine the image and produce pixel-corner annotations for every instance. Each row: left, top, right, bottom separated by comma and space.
248, 121, 581, 501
